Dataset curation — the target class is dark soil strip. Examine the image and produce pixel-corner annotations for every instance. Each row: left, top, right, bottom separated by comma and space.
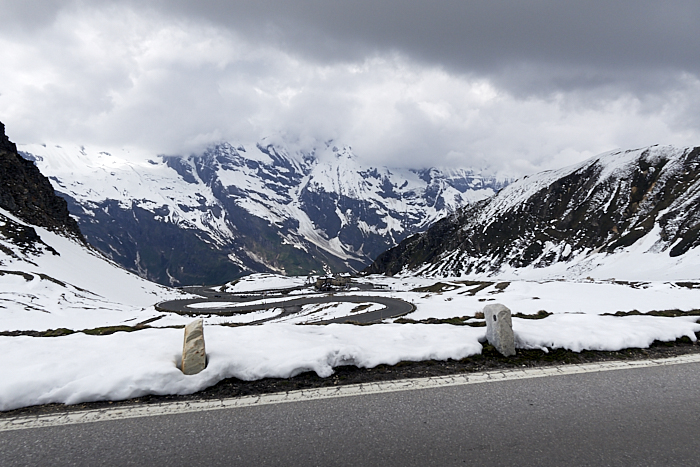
3, 335, 699, 419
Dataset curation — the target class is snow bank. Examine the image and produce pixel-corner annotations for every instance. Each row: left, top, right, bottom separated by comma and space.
514, 314, 700, 352
2, 314, 698, 411
0, 324, 483, 411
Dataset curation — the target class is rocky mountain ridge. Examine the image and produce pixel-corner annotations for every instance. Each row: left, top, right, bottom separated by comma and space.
0, 122, 83, 243
365, 144, 700, 280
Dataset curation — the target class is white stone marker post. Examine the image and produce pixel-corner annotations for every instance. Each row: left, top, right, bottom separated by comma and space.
483, 303, 516, 357
181, 319, 206, 375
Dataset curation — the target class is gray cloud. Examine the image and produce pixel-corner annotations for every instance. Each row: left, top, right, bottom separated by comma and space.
9, 1, 700, 93
1, 0, 699, 176
133, 1, 700, 93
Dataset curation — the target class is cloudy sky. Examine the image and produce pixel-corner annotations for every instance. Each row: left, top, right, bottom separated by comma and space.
1, 1, 699, 176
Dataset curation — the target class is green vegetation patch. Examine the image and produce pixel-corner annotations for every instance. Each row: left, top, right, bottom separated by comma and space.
351, 304, 373, 313
0, 317, 183, 338
81, 325, 140, 336
394, 316, 486, 327
42, 328, 75, 337
0, 328, 76, 337
513, 310, 553, 320
218, 322, 247, 327
410, 282, 460, 293
603, 309, 700, 318
450, 281, 495, 295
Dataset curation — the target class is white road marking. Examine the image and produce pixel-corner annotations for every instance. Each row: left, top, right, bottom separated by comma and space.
2, 353, 699, 432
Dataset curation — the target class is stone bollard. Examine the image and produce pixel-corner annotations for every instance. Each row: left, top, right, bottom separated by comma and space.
181, 319, 206, 375
483, 303, 516, 357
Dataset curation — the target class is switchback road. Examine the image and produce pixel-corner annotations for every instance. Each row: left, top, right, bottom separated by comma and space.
157, 291, 415, 324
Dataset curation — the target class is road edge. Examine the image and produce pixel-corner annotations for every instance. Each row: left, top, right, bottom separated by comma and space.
3, 352, 699, 432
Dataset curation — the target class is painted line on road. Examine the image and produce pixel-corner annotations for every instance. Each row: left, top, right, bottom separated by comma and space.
2, 352, 699, 432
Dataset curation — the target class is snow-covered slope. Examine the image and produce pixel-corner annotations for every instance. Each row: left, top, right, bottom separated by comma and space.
19, 139, 506, 285
367, 145, 700, 280
0, 206, 179, 331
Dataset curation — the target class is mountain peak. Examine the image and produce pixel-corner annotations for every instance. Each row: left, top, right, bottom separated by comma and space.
0, 121, 17, 154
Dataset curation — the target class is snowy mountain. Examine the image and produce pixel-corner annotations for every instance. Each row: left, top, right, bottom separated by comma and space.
19, 139, 506, 285
366, 145, 700, 280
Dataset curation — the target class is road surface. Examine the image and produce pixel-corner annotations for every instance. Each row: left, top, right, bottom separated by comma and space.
2, 357, 698, 466
158, 289, 415, 324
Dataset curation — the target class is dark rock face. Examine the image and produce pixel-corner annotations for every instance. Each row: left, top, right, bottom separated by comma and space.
0, 210, 59, 257
365, 145, 700, 276
0, 122, 84, 241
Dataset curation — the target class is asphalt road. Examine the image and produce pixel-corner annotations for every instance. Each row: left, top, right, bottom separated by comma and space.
2, 360, 699, 466
159, 289, 415, 324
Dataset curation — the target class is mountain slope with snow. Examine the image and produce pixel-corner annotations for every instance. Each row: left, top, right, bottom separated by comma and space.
0, 207, 180, 331
0, 122, 177, 331
20, 139, 506, 285
366, 145, 700, 280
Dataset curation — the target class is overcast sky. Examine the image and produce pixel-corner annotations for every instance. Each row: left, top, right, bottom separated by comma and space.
1, 0, 699, 176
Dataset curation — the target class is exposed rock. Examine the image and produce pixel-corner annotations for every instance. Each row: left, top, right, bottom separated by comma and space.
0, 122, 84, 242
483, 303, 515, 357
181, 319, 206, 375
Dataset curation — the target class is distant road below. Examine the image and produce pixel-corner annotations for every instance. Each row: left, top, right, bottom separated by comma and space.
157, 288, 415, 324
2, 358, 699, 466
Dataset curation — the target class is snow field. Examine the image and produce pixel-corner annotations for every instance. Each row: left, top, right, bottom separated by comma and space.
267, 302, 386, 324
353, 276, 700, 320
186, 294, 317, 309
0, 208, 184, 332
222, 273, 309, 293
171, 302, 386, 325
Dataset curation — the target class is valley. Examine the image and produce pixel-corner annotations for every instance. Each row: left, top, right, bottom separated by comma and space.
1, 122, 699, 414
19, 140, 505, 285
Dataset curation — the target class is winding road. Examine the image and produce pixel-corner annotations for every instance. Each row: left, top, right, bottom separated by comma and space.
157, 285, 415, 324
